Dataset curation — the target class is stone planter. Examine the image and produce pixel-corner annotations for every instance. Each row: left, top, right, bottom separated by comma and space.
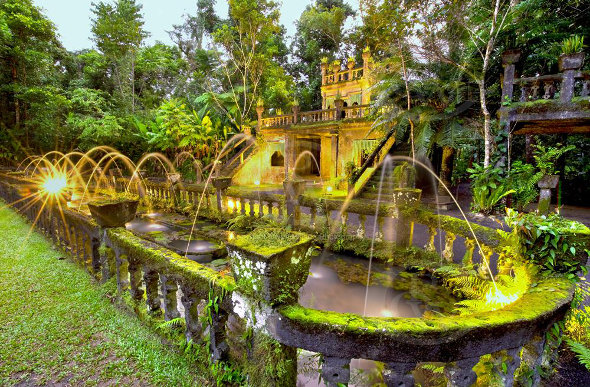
226, 230, 314, 306
501, 49, 522, 65
538, 174, 559, 189
558, 52, 585, 71
88, 199, 139, 228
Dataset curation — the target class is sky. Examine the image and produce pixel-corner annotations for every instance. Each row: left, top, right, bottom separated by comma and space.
34, 0, 359, 52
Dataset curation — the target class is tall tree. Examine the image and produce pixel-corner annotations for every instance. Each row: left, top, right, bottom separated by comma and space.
210, 0, 290, 130
91, 0, 147, 113
0, 0, 59, 150
290, 0, 355, 110
418, 0, 516, 167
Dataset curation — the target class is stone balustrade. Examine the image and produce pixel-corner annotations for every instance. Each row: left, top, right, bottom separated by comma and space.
0, 174, 578, 386
258, 104, 370, 129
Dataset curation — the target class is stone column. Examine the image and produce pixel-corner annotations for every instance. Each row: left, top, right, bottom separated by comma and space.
501, 50, 521, 104
383, 362, 416, 387
256, 103, 264, 131
321, 357, 351, 387
444, 357, 479, 387
160, 275, 180, 321
180, 284, 202, 342
292, 104, 300, 124
558, 53, 585, 103
144, 268, 161, 316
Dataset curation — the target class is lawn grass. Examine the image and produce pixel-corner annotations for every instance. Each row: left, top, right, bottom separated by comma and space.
0, 202, 208, 386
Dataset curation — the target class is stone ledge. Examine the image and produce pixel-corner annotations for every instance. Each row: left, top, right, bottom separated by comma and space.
268, 277, 574, 363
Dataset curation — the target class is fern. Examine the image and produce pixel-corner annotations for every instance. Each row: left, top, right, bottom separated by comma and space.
157, 317, 186, 331
445, 275, 491, 299
565, 339, 590, 371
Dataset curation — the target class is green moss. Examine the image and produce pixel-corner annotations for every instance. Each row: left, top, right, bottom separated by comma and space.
277, 276, 574, 336
106, 228, 235, 301
233, 228, 311, 258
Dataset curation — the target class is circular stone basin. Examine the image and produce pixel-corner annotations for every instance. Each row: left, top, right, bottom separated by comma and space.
167, 239, 225, 262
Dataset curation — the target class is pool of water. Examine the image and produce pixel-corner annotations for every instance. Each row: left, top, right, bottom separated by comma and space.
299, 251, 438, 318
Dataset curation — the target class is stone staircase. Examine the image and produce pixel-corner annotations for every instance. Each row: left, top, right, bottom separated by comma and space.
357, 143, 411, 201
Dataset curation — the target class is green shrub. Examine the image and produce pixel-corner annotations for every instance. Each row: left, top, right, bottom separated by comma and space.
467, 163, 514, 214
504, 209, 589, 279
506, 161, 542, 211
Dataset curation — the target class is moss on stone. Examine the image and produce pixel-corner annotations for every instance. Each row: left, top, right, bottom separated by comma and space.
106, 228, 235, 302
277, 276, 574, 337
232, 228, 311, 258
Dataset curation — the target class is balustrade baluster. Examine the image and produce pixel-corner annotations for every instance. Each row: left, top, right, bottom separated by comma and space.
249, 199, 255, 217
520, 86, 528, 102
180, 284, 202, 342
425, 226, 437, 252
478, 245, 494, 278
462, 238, 475, 265
160, 275, 180, 321
444, 357, 479, 387
321, 357, 351, 387
383, 362, 416, 387
128, 260, 144, 302
266, 201, 273, 218
310, 206, 317, 228
443, 232, 456, 262
144, 268, 161, 315
358, 214, 367, 238
116, 252, 130, 293
582, 80, 589, 97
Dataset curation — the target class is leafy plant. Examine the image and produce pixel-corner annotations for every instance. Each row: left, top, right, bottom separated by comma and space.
561, 35, 586, 55
532, 143, 576, 176
565, 339, 590, 371
467, 163, 515, 214
506, 161, 542, 211
444, 265, 532, 315
504, 209, 588, 278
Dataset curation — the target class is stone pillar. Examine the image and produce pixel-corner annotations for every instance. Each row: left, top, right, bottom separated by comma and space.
128, 260, 144, 302
444, 357, 479, 387
501, 50, 521, 104
212, 177, 232, 214
292, 104, 300, 124
256, 103, 264, 131
383, 362, 416, 387
558, 53, 585, 102
115, 252, 130, 294
537, 175, 559, 215
496, 347, 522, 387
321, 357, 350, 387
160, 275, 180, 321
320, 135, 332, 180
144, 268, 161, 316
180, 284, 202, 342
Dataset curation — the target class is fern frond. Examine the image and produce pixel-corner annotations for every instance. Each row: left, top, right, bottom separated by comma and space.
445, 275, 491, 299
565, 338, 590, 371
157, 317, 186, 331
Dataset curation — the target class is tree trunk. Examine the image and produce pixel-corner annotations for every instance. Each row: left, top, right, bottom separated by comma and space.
438, 146, 455, 195
11, 59, 19, 130
479, 79, 492, 168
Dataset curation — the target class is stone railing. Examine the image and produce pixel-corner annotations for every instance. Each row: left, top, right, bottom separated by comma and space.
501, 50, 590, 105
298, 108, 337, 123
297, 195, 509, 273
258, 104, 370, 129
324, 67, 364, 84
0, 174, 578, 386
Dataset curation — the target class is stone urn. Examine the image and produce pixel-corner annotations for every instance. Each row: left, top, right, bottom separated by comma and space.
558, 52, 585, 71
537, 175, 559, 215
88, 199, 139, 228
226, 229, 314, 306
